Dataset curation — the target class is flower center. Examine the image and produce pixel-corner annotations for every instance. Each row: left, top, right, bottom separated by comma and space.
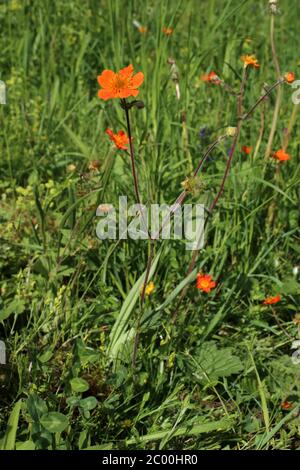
114, 75, 127, 90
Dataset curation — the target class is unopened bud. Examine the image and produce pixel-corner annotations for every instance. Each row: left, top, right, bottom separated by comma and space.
181, 175, 204, 195
226, 127, 237, 137
133, 100, 145, 109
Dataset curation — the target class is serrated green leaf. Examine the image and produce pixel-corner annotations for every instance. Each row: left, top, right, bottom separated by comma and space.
189, 342, 243, 383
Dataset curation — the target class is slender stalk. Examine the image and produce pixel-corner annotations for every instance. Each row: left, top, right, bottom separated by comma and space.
222, 81, 238, 96
265, 86, 282, 159
152, 136, 226, 241
172, 68, 248, 323
253, 99, 265, 161
122, 99, 142, 207
122, 100, 151, 242
181, 111, 193, 174
242, 79, 283, 121
270, 306, 292, 339
130, 67, 286, 357
209, 73, 246, 213
131, 126, 228, 365
265, 13, 282, 159
121, 98, 153, 367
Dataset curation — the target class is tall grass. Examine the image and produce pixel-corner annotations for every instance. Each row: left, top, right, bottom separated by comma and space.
0, 0, 299, 450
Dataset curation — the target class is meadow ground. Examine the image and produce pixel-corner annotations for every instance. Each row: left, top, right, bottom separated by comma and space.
0, 0, 300, 451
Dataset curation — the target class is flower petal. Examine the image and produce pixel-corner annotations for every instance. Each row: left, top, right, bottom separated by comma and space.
119, 64, 134, 77
130, 88, 139, 97
105, 128, 114, 139
97, 70, 115, 88
119, 88, 136, 98
131, 72, 144, 88
98, 88, 115, 100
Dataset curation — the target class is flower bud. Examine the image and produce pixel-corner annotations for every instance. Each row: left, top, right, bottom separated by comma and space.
226, 127, 237, 137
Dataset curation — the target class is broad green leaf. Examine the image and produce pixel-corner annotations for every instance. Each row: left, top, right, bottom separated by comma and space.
16, 440, 35, 450
70, 377, 89, 393
38, 350, 53, 363
188, 342, 243, 384
40, 412, 69, 433
79, 396, 98, 411
66, 396, 80, 407
0, 299, 25, 322
27, 394, 48, 422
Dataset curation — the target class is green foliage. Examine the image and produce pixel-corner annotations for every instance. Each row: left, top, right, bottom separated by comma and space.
187, 342, 244, 385
0, 0, 300, 451
40, 412, 69, 434
0, 400, 22, 450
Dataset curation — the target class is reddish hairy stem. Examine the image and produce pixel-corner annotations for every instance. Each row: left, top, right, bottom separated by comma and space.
172, 68, 248, 323
132, 128, 226, 366
152, 136, 226, 241
122, 99, 142, 207
122, 98, 153, 367
265, 14, 282, 159
241, 79, 283, 121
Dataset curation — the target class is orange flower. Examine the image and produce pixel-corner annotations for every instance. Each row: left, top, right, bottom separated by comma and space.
241, 54, 260, 69
263, 294, 281, 305
196, 273, 216, 293
162, 27, 173, 36
281, 401, 293, 410
241, 145, 252, 155
284, 72, 295, 84
97, 64, 144, 100
105, 128, 130, 150
201, 71, 222, 85
273, 149, 290, 162
138, 26, 148, 33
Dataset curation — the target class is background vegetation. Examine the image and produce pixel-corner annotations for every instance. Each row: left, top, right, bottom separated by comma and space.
0, 0, 299, 450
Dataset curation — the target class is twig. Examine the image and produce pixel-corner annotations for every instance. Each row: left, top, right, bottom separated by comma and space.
253, 93, 266, 160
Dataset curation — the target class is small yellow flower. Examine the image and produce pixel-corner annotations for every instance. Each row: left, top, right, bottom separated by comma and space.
145, 281, 155, 296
